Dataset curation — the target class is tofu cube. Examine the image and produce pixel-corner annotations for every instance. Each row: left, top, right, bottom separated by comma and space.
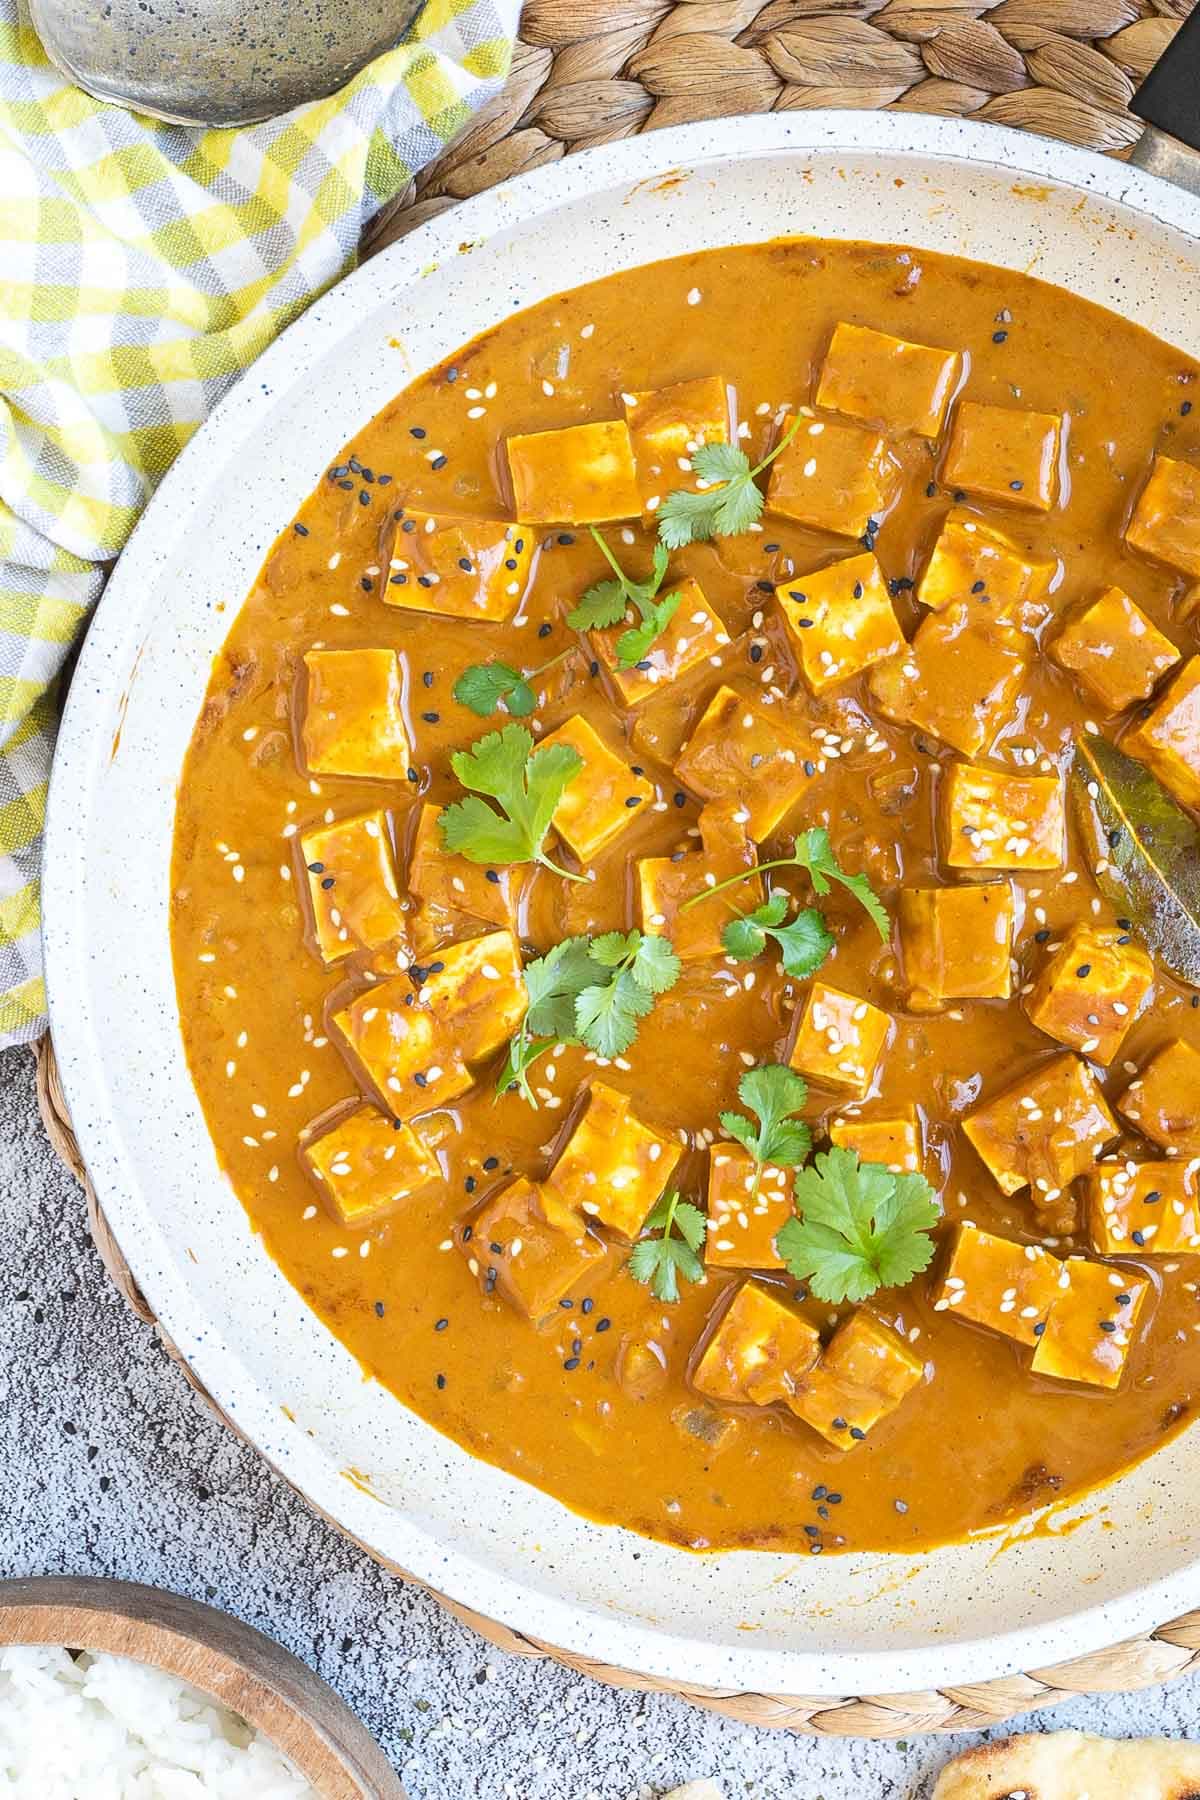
1126, 453, 1200, 577
302, 1105, 441, 1229
419, 929, 526, 1065
302, 648, 410, 781
591, 575, 730, 708
1124, 656, 1200, 809
462, 1177, 605, 1320
932, 1223, 1062, 1346
766, 411, 895, 539
300, 810, 407, 966
827, 1105, 922, 1173
407, 802, 519, 935
547, 1081, 682, 1241
674, 684, 814, 840
939, 762, 1065, 872
536, 715, 654, 864
1087, 1158, 1200, 1255
789, 982, 892, 1098
1024, 922, 1155, 1065
942, 400, 1062, 512
692, 1280, 821, 1407
637, 801, 761, 962
897, 882, 1015, 1009
623, 376, 731, 513
1050, 587, 1179, 714
774, 552, 904, 695
1117, 1039, 1200, 1155
704, 1147, 792, 1269
815, 321, 963, 439
506, 420, 641, 524
789, 1310, 924, 1448
331, 975, 473, 1120
869, 606, 1027, 759
383, 511, 535, 621
963, 1052, 1118, 1206
916, 508, 1057, 622
1031, 1257, 1150, 1390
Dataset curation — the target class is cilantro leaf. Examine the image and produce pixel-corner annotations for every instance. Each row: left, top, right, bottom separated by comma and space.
575, 968, 654, 1058
722, 892, 834, 979
656, 413, 805, 549
680, 827, 889, 949
628, 1191, 707, 1304
567, 534, 679, 670
451, 646, 572, 719
777, 1148, 940, 1303
719, 1063, 810, 1200
615, 590, 682, 670
496, 930, 680, 1105
452, 660, 535, 719
792, 827, 890, 942
439, 724, 583, 881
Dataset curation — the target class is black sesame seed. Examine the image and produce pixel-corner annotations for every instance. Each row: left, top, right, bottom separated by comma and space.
359, 489, 370, 505
797, 617, 814, 628
374, 1300, 385, 1317
636, 659, 652, 671
812, 1485, 828, 1501
993, 330, 1008, 344
1184, 401, 1194, 416
803, 759, 816, 777
673, 791, 687, 807
1033, 1320, 1046, 1337
320, 876, 335, 890
1099, 1319, 1117, 1332
390, 574, 407, 586
1132, 1229, 1146, 1246
972, 580, 986, 594
595, 1317, 611, 1332
458, 557, 473, 572
485, 870, 500, 885
1076, 963, 1092, 979
559, 1298, 574, 1309
465, 1176, 477, 1194
422, 670, 434, 687
378, 474, 393, 487
803, 1523, 820, 1538
435, 1317, 448, 1331
407, 768, 419, 783
462, 1225, 473, 1242
826, 1492, 842, 1505
926, 482, 937, 498
632, 765, 644, 776
1116, 1292, 1132, 1306
1010, 479, 1024, 491
1035, 928, 1051, 943
338, 479, 354, 490
360, 577, 373, 592
832, 1417, 847, 1432
563, 1357, 581, 1371
446, 366, 458, 383
436, 1373, 446, 1389
307, 861, 324, 873
750, 644, 764, 663
360, 467, 374, 483
417, 575, 434, 589
853, 582, 864, 599
589, 660, 600, 677
624, 795, 641, 808
581, 1297, 594, 1314
1117, 934, 1132, 946
557, 532, 575, 545
505, 557, 518, 570
849, 1426, 866, 1441
293, 521, 309, 536
1116, 918, 1132, 929
1144, 1191, 1162, 1205
431, 454, 448, 470
755, 579, 773, 594
537, 622, 553, 639
422, 711, 439, 724
402, 518, 416, 533
413, 1072, 428, 1088
410, 426, 426, 439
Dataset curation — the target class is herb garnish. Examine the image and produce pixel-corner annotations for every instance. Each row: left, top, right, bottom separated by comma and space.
722, 892, 835, 979
452, 648, 570, 719
438, 723, 583, 881
656, 413, 804, 549
497, 929, 682, 1106
719, 1064, 812, 1200
628, 1190, 707, 1303
566, 531, 681, 670
777, 1148, 940, 1303
681, 827, 889, 942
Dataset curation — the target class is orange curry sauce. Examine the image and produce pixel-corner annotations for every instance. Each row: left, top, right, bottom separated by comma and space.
171, 240, 1200, 1555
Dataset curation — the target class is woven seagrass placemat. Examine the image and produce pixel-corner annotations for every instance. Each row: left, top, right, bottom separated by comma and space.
37, 1, 1200, 1736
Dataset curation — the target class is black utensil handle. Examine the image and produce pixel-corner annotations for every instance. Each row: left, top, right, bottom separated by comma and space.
1133, 6, 1200, 154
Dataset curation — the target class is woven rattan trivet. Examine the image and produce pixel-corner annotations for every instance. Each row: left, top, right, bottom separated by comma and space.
35, 2, 1200, 1733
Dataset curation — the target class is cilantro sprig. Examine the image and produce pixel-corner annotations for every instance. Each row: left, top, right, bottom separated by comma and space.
566, 531, 681, 670
438, 724, 583, 881
719, 1064, 812, 1201
681, 827, 889, 943
777, 1148, 940, 1304
496, 929, 682, 1106
656, 413, 804, 549
452, 648, 570, 719
628, 1190, 707, 1304
722, 892, 835, 979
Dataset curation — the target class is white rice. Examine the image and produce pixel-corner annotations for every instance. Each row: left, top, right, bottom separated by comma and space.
0, 1644, 321, 1798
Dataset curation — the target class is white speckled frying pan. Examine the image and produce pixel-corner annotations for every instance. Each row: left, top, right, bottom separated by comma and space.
41, 100, 1200, 1696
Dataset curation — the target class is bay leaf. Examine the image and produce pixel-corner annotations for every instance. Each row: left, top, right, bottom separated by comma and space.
1070, 734, 1200, 987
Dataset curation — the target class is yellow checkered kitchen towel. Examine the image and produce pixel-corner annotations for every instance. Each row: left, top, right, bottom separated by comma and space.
0, 0, 518, 1046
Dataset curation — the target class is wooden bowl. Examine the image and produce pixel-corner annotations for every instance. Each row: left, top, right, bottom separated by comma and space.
0, 1576, 404, 1800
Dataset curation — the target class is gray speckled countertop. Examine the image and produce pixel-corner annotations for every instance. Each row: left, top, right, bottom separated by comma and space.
4, 1040, 1199, 1797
